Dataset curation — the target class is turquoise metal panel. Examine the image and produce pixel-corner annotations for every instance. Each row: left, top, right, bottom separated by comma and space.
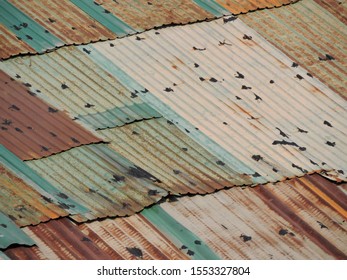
70, 0, 137, 36
0, 0, 64, 52
0, 212, 35, 249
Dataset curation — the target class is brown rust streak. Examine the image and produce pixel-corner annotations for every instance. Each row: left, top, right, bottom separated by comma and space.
254, 184, 347, 259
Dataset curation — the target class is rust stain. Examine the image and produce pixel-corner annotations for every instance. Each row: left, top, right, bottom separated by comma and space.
254, 182, 347, 259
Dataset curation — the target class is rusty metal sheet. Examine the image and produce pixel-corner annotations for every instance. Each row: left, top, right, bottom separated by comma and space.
314, 0, 347, 25
240, 0, 347, 99
26, 144, 167, 222
0, 164, 69, 227
90, 0, 213, 31
3, 174, 346, 259
88, 17, 347, 185
1, 46, 161, 130
9, 0, 116, 45
0, 70, 102, 160
3, 217, 189, 260
101, 118, 254, 195
161, 174, 347, 259
0, 23, 35, 59
215, 0, 298, 14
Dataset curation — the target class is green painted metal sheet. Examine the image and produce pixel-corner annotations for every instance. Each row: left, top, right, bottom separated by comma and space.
27, 144, 167, 221
0, 145, 88, 215
70, 0, 137, 36
193, 0, 231, 16
0, 212, 35, 249
142, 205, 221, 260
77, 103, 161, 130
0, 0, 63, 52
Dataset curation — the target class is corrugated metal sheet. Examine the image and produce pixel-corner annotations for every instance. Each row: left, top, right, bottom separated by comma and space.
0, 70, 102, 160
101, 118, 255, 194
8, 0, 116, 44
87, 17, 347, 183
314, 0, 347, 25
0, 0, 64, 53
0, 164, 69, 227
0, 0, 300, 59
240, 0, 347, 99
0, 144, 88, 217
0, 46, 162, 130
161, 174, 347, 259
215, 0, 298, 14
3, 217, 189, 260
3, 174, 346, 259
0, 211, 35, 249
26, 144, 167, 222
0, 23, 35, 59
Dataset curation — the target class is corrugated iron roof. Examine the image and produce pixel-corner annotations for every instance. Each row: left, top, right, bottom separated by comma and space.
86, 17, 347, 183
0, 211, 35, 249
101, 118, 255, 194
0, 164, 69, 227
26, 144, 167, 222
0, 46, 162, 130
0, 0, 299, 59
2, 174, 346, 259
240, 0, 347, 99
0, 70, 103, 160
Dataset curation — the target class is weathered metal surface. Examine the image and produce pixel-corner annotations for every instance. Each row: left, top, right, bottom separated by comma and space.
3, 174, 346, 259
0, 46, 162, 130
9, 0, 116, 44
0, 23, 35, 59
0, 164, 69, 227
26, 144, 167, 222
89, 17, 347, 184
101, 118, 254, 195
0, 144, 89, 216
161, 174, 347, 259
240, 0, 347, 99
3, 217, 189, 260
0, 0, 301, 59
0, 211, 35, 249
314, 0, 347, 25
0, 70, 102, 160
0, 0, 64, 53
215, 0, 298, 14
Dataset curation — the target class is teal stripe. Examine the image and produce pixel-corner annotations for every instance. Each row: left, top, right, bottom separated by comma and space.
0, 251, 10, 260
83, 45, 262, 181
70, 0, 137, 36
142, 205, 221, 260
193, 0, 231, 17
0, 145, 89, 215
0, 211, 35, 249
77, 103, 162, 130
0, 0, 64, 52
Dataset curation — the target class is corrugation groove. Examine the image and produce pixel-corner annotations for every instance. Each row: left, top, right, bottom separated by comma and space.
313, 0, 347, 25
0, 46, 161, 130
26, 144, 167, 221
0, 71, 102, 160
0, 165, 69, 227
101, 118, 254, 194
91, 17, 347, 183
240, 0, 347, 99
